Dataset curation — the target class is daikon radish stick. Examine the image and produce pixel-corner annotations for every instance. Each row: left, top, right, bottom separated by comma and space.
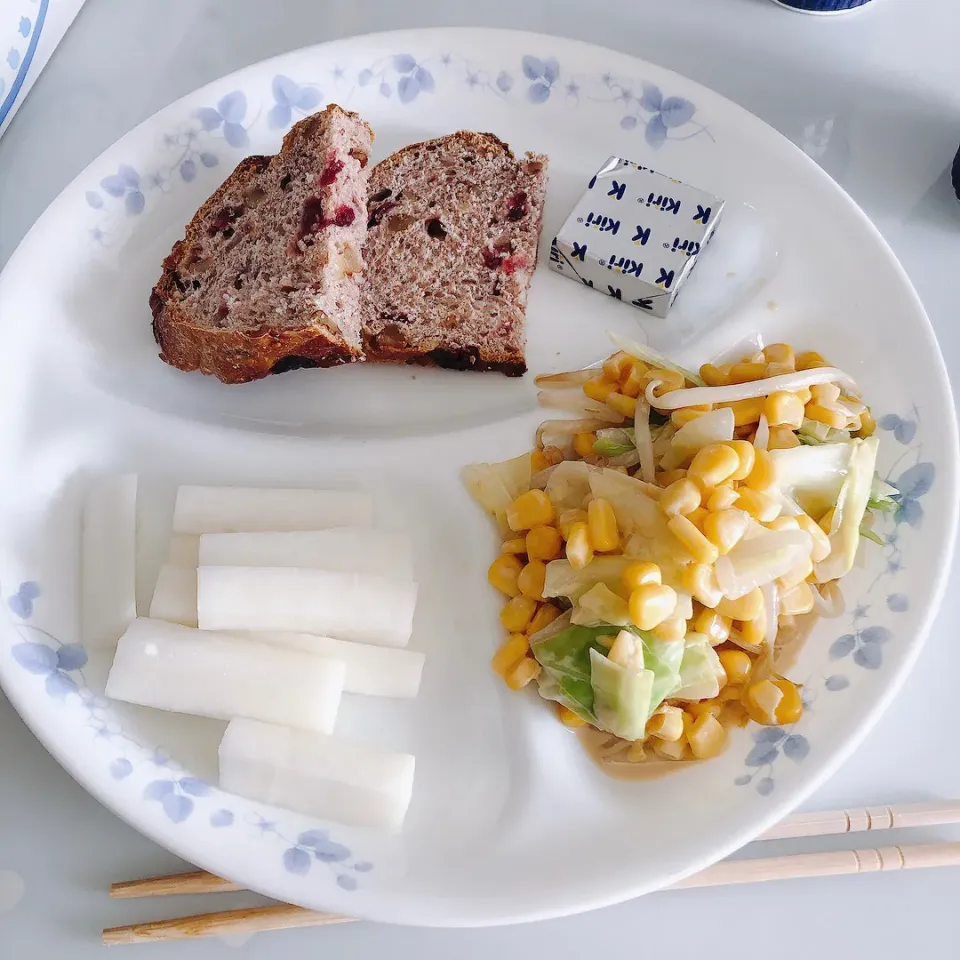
166, 534, 200, 567
198, 567, 416, 647
219, 718, 415, 831
248, 632, 424, 697
173, 487, 373, 534
198, 528, 413, 579
105, 619, 344, 733
149, 565, 197, 627
82, 474, 138, 649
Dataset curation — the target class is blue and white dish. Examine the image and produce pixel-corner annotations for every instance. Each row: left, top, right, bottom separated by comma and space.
0, 28, 955, 927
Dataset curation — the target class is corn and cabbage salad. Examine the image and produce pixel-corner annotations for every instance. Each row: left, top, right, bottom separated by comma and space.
464, 337, 894, 764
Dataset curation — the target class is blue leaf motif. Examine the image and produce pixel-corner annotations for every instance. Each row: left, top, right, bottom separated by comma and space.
522, 55, 546, 81
398, 75, 420, 104
223, 123, 248, 148
12, 642, 57, 675
313, 839, 351, 863
200, 152, 219, 168
734, 774, 752, 786
496, 71, 513, 93
118, 165, 140, 188
415, 67, 435, 93
639, 82, 663, 112
358, 69, 373, 87
86, 191, 103, 209
528, 81, 551, 104
895, 462, 934, 500
125, 191, 145, 215
20, 582, 40, 600
878, 413, 901, 431
283, 847, 311, 875
783, 734, 810, 761
144, 780, 175, 801
272, 74, 299, 106
101, 175, 126, 198
379, 82, 392, 98
354, 862, 374, 872
179, 777, 210, 797
645, 115, 668, 148
756, 777, 775, 796
543, 58, 560, 83
297, 829, 330, 848
896, 499, 923, 528
19, 17, 30, 37
894, 420, 917, 444
110, 758, 133, 780
337, 874, 358, 891
268, 102, 291, 129
217, 91, 247, 124
620, 116, 637, 130
825, 674, 850, 691
854, 643, 883, 670
57, 644, 87, 671
659, 96, 696, 127
887, 593, 908, 612
393, 54, 417, 74
745, 743, 779, 767
296, 87, 322, 110
162, 793, 193, 823
861, 626, 891, 645
46, 671, 77, 699
210, 809, 234, 827
753, 727, 786, 743
8, 581, 39, 618
195, 107, 223, 130
6, 48, 20, 70
829, 634, 856, 660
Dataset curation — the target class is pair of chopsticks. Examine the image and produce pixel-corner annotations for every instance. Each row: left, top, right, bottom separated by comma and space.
103, 799, 960, 945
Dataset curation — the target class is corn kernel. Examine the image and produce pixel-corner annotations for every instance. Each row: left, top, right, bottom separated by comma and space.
660, 477, 702, 517
857, 409, 876, 439
796, 351, 826, 370
805, 402, 847, 429
699, 363, 729, 386
683, 563, 723, 608
688, 443, 741, 488
607, 392, 638, 418
687, 506, 709, 530
501, 538, 527, 555
695, 608, 731, 644
818, 508, 836, 535
574, 431, 598, 458
718, 648, 752, 684
728, 361, 768, 383
610, 465, 629, 475
811, 382, 841, 405
718, 682, 744, 702
736, 487, 781, 523
743, 448, 777, 492
607, 629, 642, 669
500, 595, 538, 633
767, 425, 801, 449
517, 560, 547, 600
688, 712, 728, 759
557, 703, 586, 728
583, 377, 617, 403
558, 508, 588, 540
765, 361, 795, 378
778, 556, 814, 590
724, 397, 766, 427
602, 350, 633, 380
530, 449, 551, 474
722, 701, 750, 728
507, 489, 555, 532
629, 583, 678, 630
528, 602, 561, 636
657, 468, 689, 488
622, 560, 662, 591
685, 700, 723, 721
653, 614, 687, 642
587, 498, 620, 552
505, 656, 541, 690
716, 587, 764, 621
768, 515, 800, 531
702, 508, 749, 555
526, 525, 563, 562
491, 633, 529, 676
566, 521, 594, 569
648, 367, 686, 395
763, 343, 795, 366
488, 553, 524, 597
668, 514, 720, 565
738, 615, 766, 647
620, 362, 646, 399
647, 705, 685, 741
772, 676, 803, 724
780, 581, 815, 616
726, 440, 756, 482
765, 391, 805, 429
541, 445, 565, 466
671, 408, 708, 428
706, 484, 740, 512
743, 678, 783, 725
652, 737, 689, 761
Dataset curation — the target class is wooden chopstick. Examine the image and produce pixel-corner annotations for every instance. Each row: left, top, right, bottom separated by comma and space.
104, 800, 960, 944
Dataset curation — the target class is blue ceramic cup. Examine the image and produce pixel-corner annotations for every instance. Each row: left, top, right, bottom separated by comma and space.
767, 0, 873, 11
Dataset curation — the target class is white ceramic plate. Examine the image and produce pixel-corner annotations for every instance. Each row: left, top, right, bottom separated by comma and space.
0, 28, 956, 927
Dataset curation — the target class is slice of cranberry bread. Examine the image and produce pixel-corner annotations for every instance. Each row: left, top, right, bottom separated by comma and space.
361, 132, 547, 377
151, 105, 373, 384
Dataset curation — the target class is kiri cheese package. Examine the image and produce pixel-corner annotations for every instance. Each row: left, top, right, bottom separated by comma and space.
550, 157, 724, 318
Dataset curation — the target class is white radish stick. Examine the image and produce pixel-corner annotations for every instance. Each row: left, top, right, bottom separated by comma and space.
198, 528, 413, 579
248, 632, 424, 698
219, 718, 415, 832
82, 474, 138, 649
198, 567, 417, 648
105, 619, 344, 733
166, 534, 200, 567
173, 487, 373, 534
149, 564, 197, 627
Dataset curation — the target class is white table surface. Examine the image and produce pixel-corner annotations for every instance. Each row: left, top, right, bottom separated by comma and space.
2, 0, 960, 955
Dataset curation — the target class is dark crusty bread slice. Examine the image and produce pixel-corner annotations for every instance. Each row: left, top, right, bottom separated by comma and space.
360, 132, 547, 377
151, 105, 373, 384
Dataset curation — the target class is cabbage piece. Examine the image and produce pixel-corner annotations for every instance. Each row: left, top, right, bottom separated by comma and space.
643, 634, 685, 708
572, 583, 631, 626
673, 633, 725, 701
594, 427, 636, 458
589, 648, 653, 741
716, 529, 813, 599
462, 453, 532, 536
633, 397, 656, 483
672, 407, 736, 455
815, 437, 879, 581
609, 332, 706, 386
769, 442, 855, 519
544, 557, 633, 602
543, 460, 595, 512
